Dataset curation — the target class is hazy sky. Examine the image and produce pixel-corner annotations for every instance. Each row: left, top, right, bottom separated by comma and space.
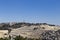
0, 0, 60, 25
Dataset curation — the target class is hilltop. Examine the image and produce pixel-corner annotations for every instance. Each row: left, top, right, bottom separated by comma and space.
0, 22, 58, 30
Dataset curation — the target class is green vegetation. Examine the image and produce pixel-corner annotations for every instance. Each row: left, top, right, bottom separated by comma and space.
0, 35, 42, 40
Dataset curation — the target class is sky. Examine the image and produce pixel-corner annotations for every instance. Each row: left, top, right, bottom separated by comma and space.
0, 0, 60, 25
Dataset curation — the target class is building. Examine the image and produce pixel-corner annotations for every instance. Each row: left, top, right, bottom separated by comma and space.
0, 30, 9, 38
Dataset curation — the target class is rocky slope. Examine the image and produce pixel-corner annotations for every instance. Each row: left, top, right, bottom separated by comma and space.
0, 22, 60, 40
9, 22, 60, 39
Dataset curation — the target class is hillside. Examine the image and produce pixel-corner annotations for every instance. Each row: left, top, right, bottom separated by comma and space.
0, 22, 60, 40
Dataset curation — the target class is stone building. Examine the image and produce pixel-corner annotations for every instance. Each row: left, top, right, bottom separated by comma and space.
0, 30, 9, 38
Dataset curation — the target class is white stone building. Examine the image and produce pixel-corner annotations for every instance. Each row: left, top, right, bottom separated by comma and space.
0, 30, 9, 38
